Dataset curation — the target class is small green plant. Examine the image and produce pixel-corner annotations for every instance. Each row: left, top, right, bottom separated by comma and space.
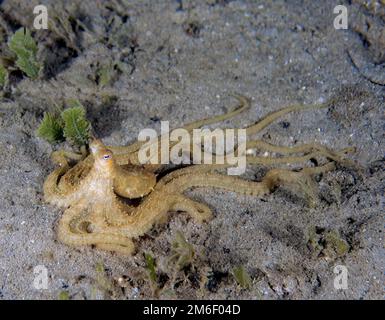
91, 262, 123, 299
36, 99, 91, 147
169, 231, 195, 270
324, 230, 349, 257
61, 100, 91, 146
8, 28, 41, 79
155, 231, 197, 298
307, 227, 349, 259
36, 112, 64, 144
95, 262, 114, 293
0, 64, 8, 89
58, 291, 70, 300
232, 265, 252, 289
96, 63, 114, 88
144, 252, 162, 296
144, 253, 157, 284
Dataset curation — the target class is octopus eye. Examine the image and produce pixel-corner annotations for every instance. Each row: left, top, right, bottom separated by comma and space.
103, 154, 111, 160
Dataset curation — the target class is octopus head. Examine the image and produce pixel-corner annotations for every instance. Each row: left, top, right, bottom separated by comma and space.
94, 149, 114, 171
90, 139, 115, 175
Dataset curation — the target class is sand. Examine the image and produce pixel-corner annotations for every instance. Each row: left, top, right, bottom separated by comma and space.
0, 0, 383, 299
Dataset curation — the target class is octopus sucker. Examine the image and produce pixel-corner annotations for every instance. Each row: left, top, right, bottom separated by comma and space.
44, 95, 356, 255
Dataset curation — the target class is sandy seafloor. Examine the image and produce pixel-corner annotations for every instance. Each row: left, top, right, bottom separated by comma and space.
0, 0, 383, 299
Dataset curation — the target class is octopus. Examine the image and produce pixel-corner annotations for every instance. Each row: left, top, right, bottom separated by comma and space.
43, 95, 356, 255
